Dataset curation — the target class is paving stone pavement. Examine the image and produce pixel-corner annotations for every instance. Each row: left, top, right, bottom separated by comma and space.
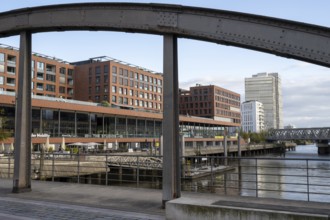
0, 178, 165, 220
0, 197, 164, 220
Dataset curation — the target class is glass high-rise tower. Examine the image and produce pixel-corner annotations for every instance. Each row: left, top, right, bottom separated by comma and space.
245, 72, 283, 129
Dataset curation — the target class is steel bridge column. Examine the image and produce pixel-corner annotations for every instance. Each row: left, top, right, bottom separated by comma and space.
238, 135, 241, 157
13, 31, 32, 193
162, 34, 180, 207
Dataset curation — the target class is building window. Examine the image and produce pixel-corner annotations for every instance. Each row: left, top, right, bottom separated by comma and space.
68, 69, 74, 77
119, 87, 123, 94
36, 83, 43, 90
129, 71, 134, 78
119, 97, 123, 104
112, 66, 117, 74
46, 64, 56, 73
60, 67, 66, 75
7, 66, 16, 74
7, 55, 16, 64
95, 96, 100, 102
112, 86, 116, 93
112, 75, 117, 83
0, 53, 4, 62
46, 74, 56, 82
37, 62, 44, 71
37, 72, 44, 80
60, 86, 66, 94
139, 74, 144, 81
66, 78, 73, 87
95, 66, 101, 75
95, 76, 100, 84
104, 75, 109, 83
0, 76, 3, 85
46, 84, 55, 92
89, 67, 92, 76
112, 95, 116, 102
95, 86, 100, 93
119, 68, 123, 75
135, 72, 138, 80
104, 65, 109, 74
123, 69, 128, 77
104, 85, 108, 92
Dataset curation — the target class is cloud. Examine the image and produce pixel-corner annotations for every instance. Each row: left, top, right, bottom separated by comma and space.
282, 77, 330, 127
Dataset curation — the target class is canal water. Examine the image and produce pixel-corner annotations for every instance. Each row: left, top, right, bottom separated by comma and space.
69, 144, 330, 202
183, 144, 330, 202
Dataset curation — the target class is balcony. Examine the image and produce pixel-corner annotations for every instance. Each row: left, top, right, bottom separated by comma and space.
6, 60, 16, 67
6, 78, 15, 87
46, 64, 56, 75
7, 66, 15, 75
7, 55, 16, 67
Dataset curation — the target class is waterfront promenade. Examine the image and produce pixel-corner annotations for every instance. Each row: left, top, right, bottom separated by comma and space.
0, 179, 165, 220
1, 178, 330, 219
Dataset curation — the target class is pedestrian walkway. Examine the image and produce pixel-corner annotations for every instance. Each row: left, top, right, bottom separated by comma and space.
0, 179, 165, 220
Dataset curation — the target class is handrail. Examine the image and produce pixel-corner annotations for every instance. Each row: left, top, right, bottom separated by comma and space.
0, 154, 329, 203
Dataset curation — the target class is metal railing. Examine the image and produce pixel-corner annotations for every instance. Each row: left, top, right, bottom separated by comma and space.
182, 156, 330, 203
1, 153, 330, 203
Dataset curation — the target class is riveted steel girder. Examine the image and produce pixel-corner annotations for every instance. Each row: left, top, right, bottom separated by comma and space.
0, 3, 330, 67
267, 128, 330, 141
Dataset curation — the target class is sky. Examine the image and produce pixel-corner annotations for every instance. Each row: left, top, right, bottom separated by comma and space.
0, 1, 330, 128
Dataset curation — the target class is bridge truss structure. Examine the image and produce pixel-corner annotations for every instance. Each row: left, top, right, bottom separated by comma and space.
267, 128, 330, 141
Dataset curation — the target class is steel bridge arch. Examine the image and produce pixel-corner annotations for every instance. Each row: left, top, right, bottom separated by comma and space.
0, 3, 330, 67
2, 3, 330, 202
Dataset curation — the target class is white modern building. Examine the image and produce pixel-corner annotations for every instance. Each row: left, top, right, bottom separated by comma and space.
245, 72, 283, 130
241, 100, 265, 133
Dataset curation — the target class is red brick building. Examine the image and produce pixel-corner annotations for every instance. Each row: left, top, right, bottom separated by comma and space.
179, 84, 241, 124
73, 56, 163, 112
0, 44, 75, 99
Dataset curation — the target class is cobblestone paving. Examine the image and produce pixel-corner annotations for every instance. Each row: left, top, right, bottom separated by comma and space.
0, 197, 164, 220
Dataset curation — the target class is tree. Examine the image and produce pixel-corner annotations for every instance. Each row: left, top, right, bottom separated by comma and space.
239, 128, 250, 142
100, 101, 110, 107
